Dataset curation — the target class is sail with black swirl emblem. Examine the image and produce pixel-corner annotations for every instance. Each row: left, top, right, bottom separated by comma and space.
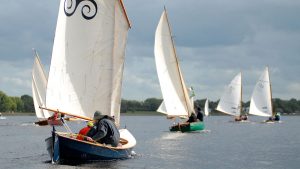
64, 0, 98, 20
46, 0, 130, 126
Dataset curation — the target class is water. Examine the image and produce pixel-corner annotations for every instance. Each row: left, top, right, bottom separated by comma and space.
0, 115, 300, 169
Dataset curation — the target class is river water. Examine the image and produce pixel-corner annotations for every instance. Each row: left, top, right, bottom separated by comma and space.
0, 115, 299, 169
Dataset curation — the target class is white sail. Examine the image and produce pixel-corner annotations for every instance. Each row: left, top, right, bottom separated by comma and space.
32, 50, 50, 119
157, 101, 168, 115
154, 8, 193, 118
216, 72, 242, 116
46, 0, 130, 126
249, 67, 273, 117
204, 98, 209, 116
157, 86, 195, 115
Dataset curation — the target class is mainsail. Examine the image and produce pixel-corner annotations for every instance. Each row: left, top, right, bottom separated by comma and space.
46, 0, 131, 126
32, 50, 50, 119
249, 67, 273, 117
154, 8, 193, 118
216, 72, 242, 116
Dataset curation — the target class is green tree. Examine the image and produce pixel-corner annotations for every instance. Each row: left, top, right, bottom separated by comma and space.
21, 95, 34, 112
10, 97, 24, 112
143, 98, 162, 111
0, 91, 11, 112
121, 99, 129, 113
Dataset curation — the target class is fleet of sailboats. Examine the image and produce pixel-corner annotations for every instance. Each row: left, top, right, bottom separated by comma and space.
27, 0, 284, 164
154, 7, 204, 132
215, 67, 278, 122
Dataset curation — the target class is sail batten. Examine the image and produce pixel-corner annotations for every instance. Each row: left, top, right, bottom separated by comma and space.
154, 8, 193, 118
216, 72, 242, 116
249, 67, 273, 117
46, 0, 130, 126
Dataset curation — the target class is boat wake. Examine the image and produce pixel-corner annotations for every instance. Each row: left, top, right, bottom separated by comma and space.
21, 122, 36, 126
199, 129, 211, 133
161, 132, 187, 140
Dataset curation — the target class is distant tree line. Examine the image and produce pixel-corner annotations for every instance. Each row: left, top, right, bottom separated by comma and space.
0, 91, 34, 113
121, 98, 163, 113
194, 98, 300, 115
1, 90, 300, 115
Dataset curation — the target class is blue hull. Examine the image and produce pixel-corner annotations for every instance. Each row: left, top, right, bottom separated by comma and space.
52, 133, 133, 163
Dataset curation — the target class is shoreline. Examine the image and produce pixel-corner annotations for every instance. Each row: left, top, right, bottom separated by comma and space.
1, 111, 164, 116
1, 112, 299, 116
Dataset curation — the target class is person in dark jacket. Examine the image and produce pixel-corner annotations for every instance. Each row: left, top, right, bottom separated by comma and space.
186, 113, 197, 123
196, 107, 203, 122
86, 111, 120, 147
274, 112, 281, 121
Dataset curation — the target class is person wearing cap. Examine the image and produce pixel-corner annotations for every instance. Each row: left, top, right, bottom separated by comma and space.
76, 121, 95, 140
86, 111, 120, 147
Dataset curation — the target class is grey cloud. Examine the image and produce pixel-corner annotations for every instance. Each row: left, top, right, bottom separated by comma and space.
0, 0, 299, 100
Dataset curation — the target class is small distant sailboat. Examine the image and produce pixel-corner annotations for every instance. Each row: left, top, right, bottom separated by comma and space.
0, 113, 6, 120
32, 49, 64, 126
154, 7, 204, 132
31, 50, 61, 126
249, 67, 279, 122
204, 98, 209, 116
216, 72, 247, 121
42, 0, 136, 162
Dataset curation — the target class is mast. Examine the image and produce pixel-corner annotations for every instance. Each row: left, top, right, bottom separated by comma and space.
163, 7, 192, 116
240, 71, 243, 115
267, 66, 274, 116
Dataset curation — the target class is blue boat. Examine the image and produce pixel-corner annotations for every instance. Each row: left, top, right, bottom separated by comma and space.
46, 129, 136, 163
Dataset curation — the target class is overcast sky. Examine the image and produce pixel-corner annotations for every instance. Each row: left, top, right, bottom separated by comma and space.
0, 0, 299, 101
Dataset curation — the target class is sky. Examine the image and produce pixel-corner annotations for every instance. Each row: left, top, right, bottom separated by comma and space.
0, 0, 299, 101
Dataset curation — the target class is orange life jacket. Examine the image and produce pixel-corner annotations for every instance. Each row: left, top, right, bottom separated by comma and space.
76, 126, 92, 140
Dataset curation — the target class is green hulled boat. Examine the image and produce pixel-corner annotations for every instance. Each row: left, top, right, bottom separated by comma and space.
170, 122, 205, 132
154, 8, 205, 132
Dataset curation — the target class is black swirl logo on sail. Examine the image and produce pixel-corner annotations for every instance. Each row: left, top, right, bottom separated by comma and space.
64, 0, 98, 20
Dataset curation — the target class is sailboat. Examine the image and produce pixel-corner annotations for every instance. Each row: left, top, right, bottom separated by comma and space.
249, 67, 278, 122
204, 98, 209, 116
0, 113, 6, 120
154, 7, 204, 132
43, 0, 136, 162
31, 49, 63, 126
216, 72, 247, 121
